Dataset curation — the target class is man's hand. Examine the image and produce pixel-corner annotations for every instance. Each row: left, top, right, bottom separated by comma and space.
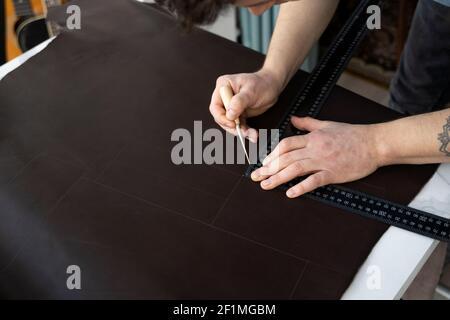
209, 69, 283, 143
251, 116, 382, 198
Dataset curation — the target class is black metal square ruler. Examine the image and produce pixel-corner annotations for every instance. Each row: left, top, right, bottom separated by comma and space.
245, 0, 450, 242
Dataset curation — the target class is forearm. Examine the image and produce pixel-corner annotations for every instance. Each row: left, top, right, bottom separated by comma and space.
374, 108, 450, 166
262, 0, 339, 92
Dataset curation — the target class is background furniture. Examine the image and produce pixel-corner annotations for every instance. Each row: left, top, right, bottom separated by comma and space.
1, 1, 5, 64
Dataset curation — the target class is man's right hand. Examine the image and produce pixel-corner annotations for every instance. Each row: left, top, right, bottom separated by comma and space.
209, 69, 283, 143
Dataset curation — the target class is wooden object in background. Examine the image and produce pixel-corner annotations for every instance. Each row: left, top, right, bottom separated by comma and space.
323, 0, 418, 86
5, 0, 63, 61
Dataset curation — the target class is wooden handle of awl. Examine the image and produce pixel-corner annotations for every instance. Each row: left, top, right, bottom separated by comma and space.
219, 85, 240, 126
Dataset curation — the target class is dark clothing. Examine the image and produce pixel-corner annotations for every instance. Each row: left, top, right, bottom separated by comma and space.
389, 0, 450, 115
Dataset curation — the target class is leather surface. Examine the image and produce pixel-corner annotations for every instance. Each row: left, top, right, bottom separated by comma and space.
0, 0, 437, 299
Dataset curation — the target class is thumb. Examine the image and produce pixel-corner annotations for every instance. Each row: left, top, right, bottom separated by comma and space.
226, 91, 250, 121
291, 116, 326, 132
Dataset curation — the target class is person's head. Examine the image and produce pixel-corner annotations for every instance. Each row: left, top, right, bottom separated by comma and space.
155, 0, 291, 30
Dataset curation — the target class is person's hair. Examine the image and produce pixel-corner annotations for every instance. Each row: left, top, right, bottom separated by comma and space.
155, 0, 233, 30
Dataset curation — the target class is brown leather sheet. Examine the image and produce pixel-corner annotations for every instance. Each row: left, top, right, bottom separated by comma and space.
0, 0, 437, 299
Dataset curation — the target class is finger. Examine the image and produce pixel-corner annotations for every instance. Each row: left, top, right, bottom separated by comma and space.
291, 116, 327, 132
286, 171, 330, 198
262, 135, 308, 166
260, 159, 316, 190
221, 125, 238, 136
246, 128, 258, 143
216, 75, 237, 91
209, 87, 236, 129
226, 90, 251, 121
251, 149, 309, 181
216, 115, 255, 139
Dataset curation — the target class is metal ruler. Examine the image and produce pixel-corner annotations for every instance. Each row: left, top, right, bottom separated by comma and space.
245, 0, 450, 242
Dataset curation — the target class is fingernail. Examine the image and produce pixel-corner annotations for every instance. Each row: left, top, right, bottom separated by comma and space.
251, 171, 260, 180
261, 179, 270, 188
286, 189, 296, 198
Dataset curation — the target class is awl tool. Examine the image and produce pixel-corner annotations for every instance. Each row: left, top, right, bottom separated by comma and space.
220, 85, 250, 164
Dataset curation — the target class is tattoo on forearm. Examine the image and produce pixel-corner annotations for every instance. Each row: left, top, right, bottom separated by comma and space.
438, 116, 450, 157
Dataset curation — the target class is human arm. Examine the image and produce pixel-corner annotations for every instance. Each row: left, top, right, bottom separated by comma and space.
209, 0, 339, 142
251, 108, 450, 198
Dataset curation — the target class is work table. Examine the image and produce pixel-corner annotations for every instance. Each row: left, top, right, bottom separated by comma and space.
1, 1, 449, 299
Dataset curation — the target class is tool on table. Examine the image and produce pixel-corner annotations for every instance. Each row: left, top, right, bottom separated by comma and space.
220, 84, 250, 164
245, 0, 450, 242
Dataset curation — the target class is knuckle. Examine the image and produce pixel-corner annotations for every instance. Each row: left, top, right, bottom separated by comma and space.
308, 131, 321, 143
310, 133, 329, 150
231, 95, 248, 111
310, 174, 322, 186
261, 166, 273, 176
279, 139, 291, 153
292, 184, 304, 195
292, 161, 304, 173
216, 117, 226, 125
301, 135, 308, 146
217, 75, 226, 82
269, 158, 282, 173
232, 95, 244, 107
214, 115, 228, 126
311, 173, 328, 187
213, 117, 223, 126
225, 128, 236, 136
281, 152, 294, 165
322, 139, 333, 150
245, 82, 256, 92
321, 171, 332, 184
270, 174, 280, 185
217, 75, 231, 86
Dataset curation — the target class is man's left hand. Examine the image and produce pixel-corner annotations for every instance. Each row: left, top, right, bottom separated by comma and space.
251, 116, 383, 198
